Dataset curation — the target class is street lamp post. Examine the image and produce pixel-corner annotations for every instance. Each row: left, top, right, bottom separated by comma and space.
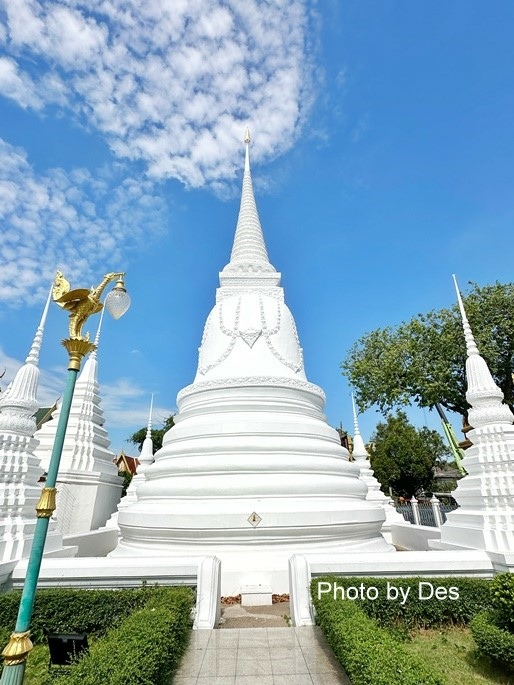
0, 271, 130, 685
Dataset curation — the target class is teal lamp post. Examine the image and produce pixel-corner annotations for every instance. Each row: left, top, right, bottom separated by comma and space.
0, 271, 130, 685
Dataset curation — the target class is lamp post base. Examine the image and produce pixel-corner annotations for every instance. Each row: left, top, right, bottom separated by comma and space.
0, 661, 26, 685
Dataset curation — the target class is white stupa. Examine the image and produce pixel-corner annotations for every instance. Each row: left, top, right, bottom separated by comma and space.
350, 394, 404, 541
435, 276, 514, 556
34, 310, 122, 535
0, 289, 65, 561
112, 131, 392, 592
109, 396, 155, 526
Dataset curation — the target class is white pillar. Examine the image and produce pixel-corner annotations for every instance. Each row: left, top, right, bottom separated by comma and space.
411, 497, 421, 525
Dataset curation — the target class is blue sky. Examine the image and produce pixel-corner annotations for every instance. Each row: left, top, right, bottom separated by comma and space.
1, 1, 513, 454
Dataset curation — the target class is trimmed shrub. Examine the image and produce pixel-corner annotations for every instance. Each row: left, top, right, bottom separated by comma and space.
312, 588, 445, 685
312, 576, 490, 629
490, 572, 514, 632
471, 610, 514, 673
52, 586, 193, 685
0, 587, 153, 644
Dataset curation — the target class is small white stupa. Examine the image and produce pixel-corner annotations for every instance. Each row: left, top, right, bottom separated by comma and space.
0, 288, 65, 561
112, 131, 392, 593
350, 394, 403, 542
435, 276, 514, 559
34, 310, 122, 535
109, 396, 155, 526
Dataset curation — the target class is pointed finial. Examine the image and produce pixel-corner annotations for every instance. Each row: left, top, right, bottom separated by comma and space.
350, 391, 369, 460
90, 308, 105, 360
452, 275, 479, 356
351, 392, 361, 436
244, 128, 251, 173
26, 283, 53, 365
146, 393, 154, 440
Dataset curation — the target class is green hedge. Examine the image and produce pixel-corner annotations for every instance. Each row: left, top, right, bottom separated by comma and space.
52, 586, 193, 685
0, 587, 154, 645
471, 611, 514, 673
490, 573, 514, 632
312, 587, 445, 685
312, 576, 490, 629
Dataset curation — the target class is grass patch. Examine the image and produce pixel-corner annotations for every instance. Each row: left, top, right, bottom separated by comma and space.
404, 627, 513, 685
24, 645, 50, 685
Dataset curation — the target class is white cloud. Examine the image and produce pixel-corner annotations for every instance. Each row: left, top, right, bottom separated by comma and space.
0, 56, 42, 108
100, 377, 173, 430
0, 0, 315, 188
0, 138, 167, 305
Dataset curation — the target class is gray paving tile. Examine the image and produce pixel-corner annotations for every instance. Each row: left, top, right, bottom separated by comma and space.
310, 672, 352, 685
268, 646, 304, 659
173, 625, 350, 685
199, 653, 237, 678
236, 656, 273, 676
271, 655, 310, 675
295, 627, 322, 639
305, 659, 339, 674
216, 648, 239, 662
238, 647, 273, 661
216, 658, 237, 677
273, 675, 314, 685
207, 633, 240, 649
188, 630, 213, 649
197, 652, 216, 677
174, 650, 205, 677
239, 636, 269, 648
235, 677, 274, 685
267, 634, 298, 647
239, 628, 269, 637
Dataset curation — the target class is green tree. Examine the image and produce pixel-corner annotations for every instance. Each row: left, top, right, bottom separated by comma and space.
341, 282, 514, 419
369, 412, 450, 497
128, 414, 175, 453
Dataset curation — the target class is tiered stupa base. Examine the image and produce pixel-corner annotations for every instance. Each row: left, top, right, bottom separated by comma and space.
112, 382, 393, 593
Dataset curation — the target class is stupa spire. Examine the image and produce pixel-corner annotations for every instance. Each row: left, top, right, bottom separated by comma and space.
452, 275, 513, 427
26, 284, 53, 366
139, 394, 154, 465
220, 129, 280, 285
89, 307, 104, 360
452, 275, 479, 356
0, 284, 53, 424
351, 393, 369, 461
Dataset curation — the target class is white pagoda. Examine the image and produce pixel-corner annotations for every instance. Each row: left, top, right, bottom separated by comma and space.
435, 277, 514, 561
350, 394, 404, 541
0, 290, 66, 561
111, 131, 392, 592
107, 396, 155, 528
34, 313, 122, 535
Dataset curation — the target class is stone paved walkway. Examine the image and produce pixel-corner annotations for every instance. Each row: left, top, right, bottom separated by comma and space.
172, 626, 351, 684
